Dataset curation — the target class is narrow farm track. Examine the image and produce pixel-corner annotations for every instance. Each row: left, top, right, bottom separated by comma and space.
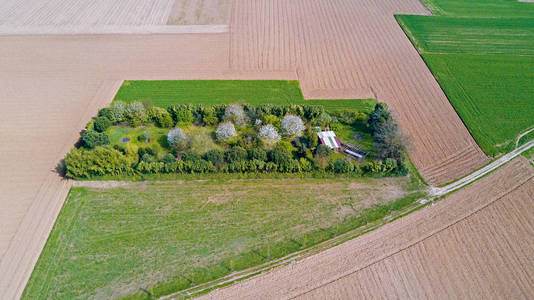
229, 0, 489, 185
198, 158, 534, 299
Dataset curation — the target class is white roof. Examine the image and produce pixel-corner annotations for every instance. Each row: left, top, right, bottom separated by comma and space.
317, 131, 340, 149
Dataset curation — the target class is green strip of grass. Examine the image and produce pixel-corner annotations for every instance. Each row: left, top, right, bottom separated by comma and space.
22, 178, 423, 299
419, 0, 534, 17
113, 80, 377, 113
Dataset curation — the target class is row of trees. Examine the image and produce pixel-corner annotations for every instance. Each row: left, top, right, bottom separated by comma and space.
64, 144, 405, 179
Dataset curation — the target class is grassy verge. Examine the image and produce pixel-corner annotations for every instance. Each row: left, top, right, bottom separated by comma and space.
23, 176, 424, 299
113, 80, 377, 113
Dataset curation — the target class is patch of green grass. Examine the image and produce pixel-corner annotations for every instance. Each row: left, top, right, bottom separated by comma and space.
397, 16, 534, 56
114, 80, 377, 113
420, 0, 534, 17
397, 1, 534, 156
518, 130, 534, 147
107, 126, 170, 148
23, 177, 422, 299
523, 147, 534, 160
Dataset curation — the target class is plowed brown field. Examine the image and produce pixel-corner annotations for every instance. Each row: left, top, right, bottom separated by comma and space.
229, 0, 489, 185
199, 158, 534, 299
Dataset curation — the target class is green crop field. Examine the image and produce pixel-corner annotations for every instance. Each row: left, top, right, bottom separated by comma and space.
420, 0, 534, 17
23, 178, 424, 299
397, 0, 534, 156
113, 80, 377, 114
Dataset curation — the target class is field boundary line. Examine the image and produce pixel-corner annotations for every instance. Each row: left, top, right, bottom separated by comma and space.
431, 138, 534, 196
0, 25, 228, 35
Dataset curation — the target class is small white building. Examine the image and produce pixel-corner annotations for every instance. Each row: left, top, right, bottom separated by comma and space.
317, 131, 341, 150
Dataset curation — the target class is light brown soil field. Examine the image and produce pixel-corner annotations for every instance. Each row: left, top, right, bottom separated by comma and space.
229, 0, 489, 185
167, 0, 231, 25
0, 0, 175, 26
0, 33, 276, 299
199, 157, 534, 299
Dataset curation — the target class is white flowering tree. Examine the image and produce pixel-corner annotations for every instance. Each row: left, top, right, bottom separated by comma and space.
125, 101, 147, 125
258, 124, 281, 146
216, 121, 237, 142
281, 115, 305, 137
167, 127, 189, 151
223, 104, 248, 126
110, 101, 127, 122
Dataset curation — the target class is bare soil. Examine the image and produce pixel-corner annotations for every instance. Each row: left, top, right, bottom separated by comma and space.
198, 158, 534, 299
167, 0, 231, 25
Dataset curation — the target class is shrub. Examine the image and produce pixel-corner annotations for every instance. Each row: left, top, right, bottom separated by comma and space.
167, 128, 189, 151
198, 106, 219, 126
332, 159, 354, 173
223, 104, 248, 126
97, 107, 114, 122
149, 107, 173, 128
216, 122, 237, 142
268, 146, 292, 165
258, 124, 281, 146
205, 149, 225, 166
248, 147, 267, 161
304, 105, 325, 120
313, 144, 333, 169
93, 116, 111, 133
277, 140, 296, 155
189, 128, 217, 155
141, 153, 155, 163
281, 115, 305, 137
64, 147, 134, 179
303, 127, 319, 148
181, 151, 202, 162
82, 130, 110, 149
311, 112, 332, 127
162, 153, 176, 163
124, 101, 147, 127
368, 103, 406, 161
225, 146, 248, 163
168, 105, 194, 127
262, 114, 280, 128
109, 101, 127, 122
138, 130, 150, 143
299, 157, 313, 172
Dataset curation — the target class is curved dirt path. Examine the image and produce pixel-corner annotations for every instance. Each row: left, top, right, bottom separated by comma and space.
516, 127, 534, 148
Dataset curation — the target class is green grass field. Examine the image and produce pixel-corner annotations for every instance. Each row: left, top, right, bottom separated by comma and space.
397, 0, 534, 156
23, 178, 424, 299
420, 0, 534, 17
113, 80, 377, 113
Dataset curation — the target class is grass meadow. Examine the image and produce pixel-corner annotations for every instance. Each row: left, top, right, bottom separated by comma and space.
113, 80, 377, 113
397, 1, 534, 156
23, 178, 424, 299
